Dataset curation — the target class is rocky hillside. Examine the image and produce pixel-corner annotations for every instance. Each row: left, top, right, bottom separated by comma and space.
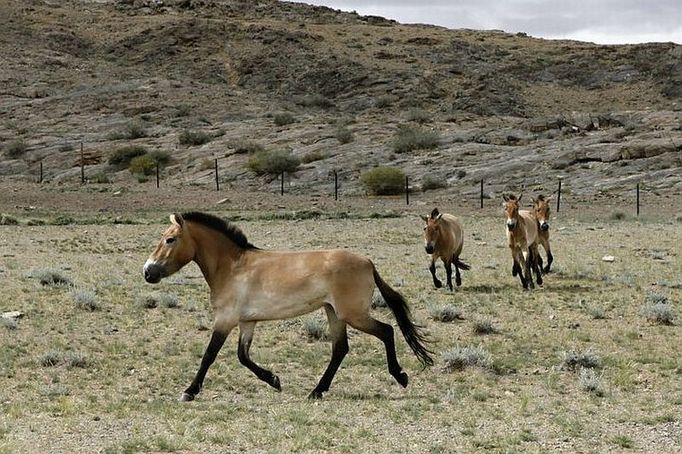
1, 0, 680, 201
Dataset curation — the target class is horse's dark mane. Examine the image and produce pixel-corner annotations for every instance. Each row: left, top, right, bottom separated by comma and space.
182, 212, 258, 249
536, 194, 546, 201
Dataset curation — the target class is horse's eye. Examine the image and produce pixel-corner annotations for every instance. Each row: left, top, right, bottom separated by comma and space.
423, 227, 427, 231
165, 237, 176, 245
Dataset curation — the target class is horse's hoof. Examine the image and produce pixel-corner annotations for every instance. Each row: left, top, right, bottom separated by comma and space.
270, 375, 282, 392
179, 392, 195, 402
543, 267, 551, 273
456, 279, 462, 287
512, 268, 518, 277
308, 390, 323, 400
395, 371, 409, 388
434, 281, 443, 289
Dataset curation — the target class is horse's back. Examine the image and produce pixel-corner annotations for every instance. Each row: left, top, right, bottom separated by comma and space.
441, 213, 464, 254
519, 210, 539, 245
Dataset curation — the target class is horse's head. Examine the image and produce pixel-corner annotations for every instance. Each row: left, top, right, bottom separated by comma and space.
502, 193, 522, 231
422, 208, 443, 254
143, 213, 196, 284
532, 195, 551, 231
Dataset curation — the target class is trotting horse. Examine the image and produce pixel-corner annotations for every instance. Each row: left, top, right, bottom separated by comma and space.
421, 208, 470, 290
502, 194, 543, 289
143, 212, 433, 400
532, 195, 554, 273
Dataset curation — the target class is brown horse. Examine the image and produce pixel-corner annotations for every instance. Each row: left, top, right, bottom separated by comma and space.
143, 212, 433, 401
421, 208, 470, 290
532, 194, 554, 273
502, 194, 542, 289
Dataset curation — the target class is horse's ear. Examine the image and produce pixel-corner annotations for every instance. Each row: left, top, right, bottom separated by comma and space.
170, 213, 184, 227
436, 213, 443, 221
531, 196, 537, 204
420, 215, 428, 222
430, 208, 440, 219
502, 194, 509, 202
517, 193, 523, 202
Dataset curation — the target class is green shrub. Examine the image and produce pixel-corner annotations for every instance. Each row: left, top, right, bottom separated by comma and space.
273, 112, 295, 126
301, 150, 326, 164
228, 139, 264, 155
375, 95, 398, 108
92, 172, 111, 184
128, 154, 156, 176
393, 126, 440, 153
247, 149, 300, 175
335, 127, 353, 144
294, 94, 333, 108
361, 166, 405, 195
32, 268, 73, 287
559, 349, 601, 371
179, 130, 211, 146
109, 145, 147, 166
406, 108, 432, 124
71, 289, 99, 311
124, 121, 147, 139
0, 214, 19, 225
4, 140, 28, 158
578, 368, 606, 397
149, 150, 171, 166
421, 175, 447, 191
473, 319, 497, 335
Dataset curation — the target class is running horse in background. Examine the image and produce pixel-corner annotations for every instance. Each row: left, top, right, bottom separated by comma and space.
532, 194, 554, 273
143, 212, 433, 401
502, 194, 543, 289
422, 208, 470, 291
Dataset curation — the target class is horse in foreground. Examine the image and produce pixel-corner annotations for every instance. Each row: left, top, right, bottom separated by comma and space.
421, 208, 470, 290
502, 194, 542, 289
532, 195, 554, 273
143, 212, 433, 400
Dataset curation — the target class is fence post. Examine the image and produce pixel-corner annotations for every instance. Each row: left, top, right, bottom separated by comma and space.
80, 142, 85, 184
156, 162, 160, 189
281, 171, 284, 195
334, 170, 338, 201
214, 159, 219, 191
480, 179, 484, 209
405, 175, 409, 205
636, 183, 640, 217
557, 179, 562, 213
39, 161, 43, 184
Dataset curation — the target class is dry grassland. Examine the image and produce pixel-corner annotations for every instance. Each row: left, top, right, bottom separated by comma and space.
1, 210, 680, 453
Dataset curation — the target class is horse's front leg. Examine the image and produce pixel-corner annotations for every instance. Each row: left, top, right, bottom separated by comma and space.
429, 259, 442, 288
181, 327, 232, 401
238, 321, 281, 391
444, 260, 454, 291
530, 246, 543, 286
543, 242, 553, 273
521, 248, 534, 289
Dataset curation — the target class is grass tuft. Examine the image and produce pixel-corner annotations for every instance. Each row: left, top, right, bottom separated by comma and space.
559, 349, 601, 371
578, 368, 607, 397
442, 345, 492, 372
302, 317, 328, 341
429, 305, 463, 322
640, 302, 675, 325
473, 319, 497, 335
1, 318, 18, 330
71, 288, 99, 311
40, 351, 63, 367
370, 292, 387, 309
32, 268, 73, 287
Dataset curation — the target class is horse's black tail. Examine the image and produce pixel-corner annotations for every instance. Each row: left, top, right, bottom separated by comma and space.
455, 258, 470, 271
372, 264, 434, 367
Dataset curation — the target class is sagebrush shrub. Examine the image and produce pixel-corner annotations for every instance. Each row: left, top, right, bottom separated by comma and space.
247, 149, 300, 175
442, 345, 492, 372
429, 305, 463, 322
128, 154, 156, 176
360, 167, 405, 195
179, 130, 211, 146
559, 349, 601, 371
32, 268, 73, 287
71, 288, 99, 311
303, 318, 328, 341
4, 140, 28, 158
393, 126, 439, 153
421, 175, 447, 191
109, 145, 147, 166
273, 112, 295, 126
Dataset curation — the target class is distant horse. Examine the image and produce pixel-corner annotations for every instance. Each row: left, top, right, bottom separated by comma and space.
421, 208, 470, 290
502, 194, 542, 289
143, 212, 433, 401
532, 195, 554, 273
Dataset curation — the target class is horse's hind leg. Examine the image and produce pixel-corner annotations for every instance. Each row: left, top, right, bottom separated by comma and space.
453, 256, 462, 287
544, 243, 553, 273
309, 305, 349, 399
531, 246, 543, 286
238, 321, 281, 391
347, 315, 408, 388
182, 327, 232, 401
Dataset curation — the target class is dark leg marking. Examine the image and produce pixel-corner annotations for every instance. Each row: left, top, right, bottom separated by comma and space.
445, 260, 453, 291
182, 330, 228, 401
429, 261, 442, 289
309, 305, 349, 399
238, 321, 281, 391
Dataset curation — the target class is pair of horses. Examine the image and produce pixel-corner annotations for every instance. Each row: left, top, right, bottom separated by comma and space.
502, 194, 553, 289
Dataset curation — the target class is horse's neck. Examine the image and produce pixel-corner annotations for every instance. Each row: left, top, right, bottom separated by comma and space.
190, 224, 241, 289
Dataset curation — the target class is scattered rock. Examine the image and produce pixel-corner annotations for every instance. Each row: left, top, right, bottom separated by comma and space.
1, 311, 23, 320
602, 255, 616, 262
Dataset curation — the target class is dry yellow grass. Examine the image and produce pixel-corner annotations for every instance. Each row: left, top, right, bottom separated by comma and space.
0, 210, 680, 453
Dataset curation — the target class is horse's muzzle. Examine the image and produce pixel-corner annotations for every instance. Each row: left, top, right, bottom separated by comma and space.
143, 263, 164, 284
506, 222, 515, 232
425, 244, 434, 254
540, 222, 550, 231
